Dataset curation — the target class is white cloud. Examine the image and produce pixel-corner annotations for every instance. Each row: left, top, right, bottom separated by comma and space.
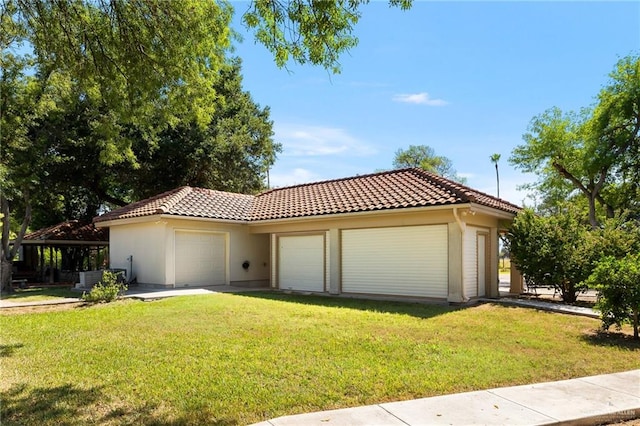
275, 123, 377, 157
269, 168, 320, 188
458, 172, 475, 180
392, 92, 449, 106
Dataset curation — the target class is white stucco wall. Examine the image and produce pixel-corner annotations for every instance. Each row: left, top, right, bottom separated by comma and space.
163, 218, 270, 286
106, 217, 270, 287
108, 220, 167, 285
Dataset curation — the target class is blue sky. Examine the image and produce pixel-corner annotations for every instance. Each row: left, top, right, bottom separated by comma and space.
230, 1, 639, 205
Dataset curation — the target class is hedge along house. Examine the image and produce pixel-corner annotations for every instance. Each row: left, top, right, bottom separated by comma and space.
94, 168, 521, 303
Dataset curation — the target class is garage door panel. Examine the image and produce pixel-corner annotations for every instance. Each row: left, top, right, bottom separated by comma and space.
175, 231, 226, 286
279, 235, 324, 292
342, 226, 448, 298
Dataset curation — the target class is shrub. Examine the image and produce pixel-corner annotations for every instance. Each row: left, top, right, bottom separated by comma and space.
82, 271, 127, 303
506, 209, 599, 303
587, 254, 640, 340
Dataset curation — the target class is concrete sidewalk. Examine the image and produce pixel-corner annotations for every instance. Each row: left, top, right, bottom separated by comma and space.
489, 297, 599, 319
253, 370, 640, 426
0, 285, 267, 308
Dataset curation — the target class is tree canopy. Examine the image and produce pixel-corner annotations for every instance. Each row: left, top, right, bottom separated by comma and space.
393, 145, 466, 183
510, 55, 640, 227
241, 0, 412, 73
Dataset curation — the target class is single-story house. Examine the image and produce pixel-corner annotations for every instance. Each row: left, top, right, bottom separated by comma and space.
94, 168, 522, 303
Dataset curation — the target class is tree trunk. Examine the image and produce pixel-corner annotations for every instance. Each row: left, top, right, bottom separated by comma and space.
1, 191, 32, 294
551, 161, 603, 228
560, 280, 578, 303
634, 309, 639, 341
495, 164, 500, 198
587, 195, 598, 229
1, 257, 13, 294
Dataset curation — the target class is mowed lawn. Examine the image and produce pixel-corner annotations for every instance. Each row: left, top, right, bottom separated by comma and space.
1, 293, 638, 425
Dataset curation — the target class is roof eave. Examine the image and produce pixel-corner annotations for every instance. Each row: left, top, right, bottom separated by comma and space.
158, 214, 249, 225
248, 203, 473, 226
95, 213, 249, 227
94, 214, 165, 228
468, 203, 519, 220
17, 240, 110, 246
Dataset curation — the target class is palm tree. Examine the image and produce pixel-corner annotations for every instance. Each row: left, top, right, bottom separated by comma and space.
490, 153, 501, 198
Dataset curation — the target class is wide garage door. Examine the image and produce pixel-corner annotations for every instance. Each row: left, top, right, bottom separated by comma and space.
175, 231, 226, 286
342, 225, 448, 298
278, 235, 324, 292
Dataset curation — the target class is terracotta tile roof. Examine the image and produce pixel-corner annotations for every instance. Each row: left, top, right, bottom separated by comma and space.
251, 168, 521, 220
93, 187, 255, 223
94, 168, 521, 224
24, 220, 109, 242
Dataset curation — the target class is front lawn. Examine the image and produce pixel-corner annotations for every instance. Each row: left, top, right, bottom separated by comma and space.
1, 293, 638, 425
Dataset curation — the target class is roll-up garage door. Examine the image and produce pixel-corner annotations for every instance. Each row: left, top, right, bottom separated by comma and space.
175, 231, 226, 286
278, 235, 324, 292
342, 225, 448, 298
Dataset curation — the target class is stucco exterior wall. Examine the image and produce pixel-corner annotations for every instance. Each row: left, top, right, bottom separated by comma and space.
109, 221, 167, 285
255, 206, 505, 303
105, 204, 507, 298
163, 218, 270, 287
108, 217, 269, 287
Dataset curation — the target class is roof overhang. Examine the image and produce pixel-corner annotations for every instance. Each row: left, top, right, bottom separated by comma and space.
95, 203, 518, 229
94, 213, 249, 228
468, 203, 519, 220
12, 240, 109, 246
248, 203, 479, 226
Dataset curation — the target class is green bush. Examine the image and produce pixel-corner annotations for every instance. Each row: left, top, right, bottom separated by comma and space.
587, 254, 640, 340
506, 209, 598, 303
507, 209, 640, 304
82, 271, 127, 303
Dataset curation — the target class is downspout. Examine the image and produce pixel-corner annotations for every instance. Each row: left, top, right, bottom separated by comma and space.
452, 207, 468, 302
453, 207, 466, 233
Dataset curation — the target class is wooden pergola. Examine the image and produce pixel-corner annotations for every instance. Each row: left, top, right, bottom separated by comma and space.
11, 220, 109, 285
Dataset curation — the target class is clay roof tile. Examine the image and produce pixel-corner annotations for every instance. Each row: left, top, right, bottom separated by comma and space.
94, 168, 521, 224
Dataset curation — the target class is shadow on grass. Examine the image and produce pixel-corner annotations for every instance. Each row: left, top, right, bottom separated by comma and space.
1, 383, 238, 426
234, 291, 459, 319
2, 287, 78, 301
581, 329, 640, 350
1, 383, 105, 425
0, 343, 24, 357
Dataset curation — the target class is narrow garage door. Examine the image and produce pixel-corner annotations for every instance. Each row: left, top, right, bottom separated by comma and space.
342, 225, 448, 298
175, 231, 226, 286
278, 235, 324, 292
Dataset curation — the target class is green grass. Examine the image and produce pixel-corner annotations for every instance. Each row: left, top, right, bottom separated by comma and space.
1, 292, 638, 425
2, 287, 79, 302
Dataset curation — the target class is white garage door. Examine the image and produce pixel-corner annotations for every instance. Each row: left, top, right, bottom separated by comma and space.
342, 225, 448, 298
175, 231, 226, 286
278, 235, 324, 292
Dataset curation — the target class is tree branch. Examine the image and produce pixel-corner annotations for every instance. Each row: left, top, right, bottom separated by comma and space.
551, 161, 590, 196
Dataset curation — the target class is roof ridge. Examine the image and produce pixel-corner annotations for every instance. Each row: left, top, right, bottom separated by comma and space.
194, 187, 256, 199
410, 168, 478, 203
157, 186, 192, 213
257, 168, 422, 196
410, 168, 520, 209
